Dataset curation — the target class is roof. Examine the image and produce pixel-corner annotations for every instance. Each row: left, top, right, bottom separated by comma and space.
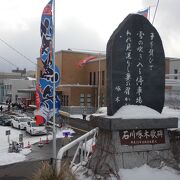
17, 88, 36, 93
37, 49, 106, 59
59, 84, 97, 88
166, 57, 180, 61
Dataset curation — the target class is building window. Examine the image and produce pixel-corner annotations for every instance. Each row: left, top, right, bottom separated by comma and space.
93, 72, 96, 85
174, 69, 178, 79
97, 71, 100, 85
80, 93, 85, 106
40, 70, 43, 77
89, 72, 92, 85
62, 95, 69, 106
87, 94, 91, 107
102, 93, 105, 107
66, 96, 69, 106
102, 71, 105, 86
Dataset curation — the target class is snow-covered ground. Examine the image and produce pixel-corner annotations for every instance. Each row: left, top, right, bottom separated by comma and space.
72, 106, 180, 180
75, 164, 180, 180
0, 125, 74, 166
0, 106, 180, 179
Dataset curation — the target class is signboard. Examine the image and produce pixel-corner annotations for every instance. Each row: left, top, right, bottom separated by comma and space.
19, 134, 23, 142
106, 14, 165, 115
119, 129, 165, 145
63, 132, 71, 136
6, 130, 10, 136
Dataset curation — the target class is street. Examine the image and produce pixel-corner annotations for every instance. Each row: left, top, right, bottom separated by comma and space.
0, 134, 83, 180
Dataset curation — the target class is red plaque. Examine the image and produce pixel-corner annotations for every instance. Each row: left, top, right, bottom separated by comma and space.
120, 129, 165, 145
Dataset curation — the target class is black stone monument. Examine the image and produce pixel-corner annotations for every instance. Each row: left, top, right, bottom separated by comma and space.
106, 14, 165, 115
87, 14, 178, 179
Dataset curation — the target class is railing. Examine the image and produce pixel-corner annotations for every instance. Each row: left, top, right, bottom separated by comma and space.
56, 127, 98, 175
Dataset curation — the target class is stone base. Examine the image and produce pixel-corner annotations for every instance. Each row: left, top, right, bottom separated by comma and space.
90, 115, 178, 130
87, 116, 179, 178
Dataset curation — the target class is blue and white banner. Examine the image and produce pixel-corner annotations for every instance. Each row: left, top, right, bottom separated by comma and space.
36, 0, 60, 124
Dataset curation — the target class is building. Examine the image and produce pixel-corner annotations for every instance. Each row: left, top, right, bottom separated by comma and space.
37, 50, 106, 114
0, 72, 27, 103
37, 50, 180, 114
3, 78, 36, 105
164, 57, 180, 108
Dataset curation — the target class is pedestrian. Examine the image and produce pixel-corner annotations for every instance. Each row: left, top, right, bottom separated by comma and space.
0, 106, 3, 113
59, 116, 64, 128
8, 104, 10, 111
82, 113, 86, 120
62, 132, 71, 157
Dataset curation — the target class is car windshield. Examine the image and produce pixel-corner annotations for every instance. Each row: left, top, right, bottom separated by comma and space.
31, 122, 38, 127
20, 118, 31, 122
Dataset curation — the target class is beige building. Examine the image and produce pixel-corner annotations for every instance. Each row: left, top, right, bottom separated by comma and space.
37, 50, 106, 113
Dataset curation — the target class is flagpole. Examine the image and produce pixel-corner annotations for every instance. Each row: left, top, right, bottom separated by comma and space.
152, 0, 159, 25
52, 0, 56, 170
148, 6, 150, 21
98, 54, 100, 109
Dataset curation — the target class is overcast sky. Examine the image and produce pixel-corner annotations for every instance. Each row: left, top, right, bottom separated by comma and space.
0, 0, 179, 72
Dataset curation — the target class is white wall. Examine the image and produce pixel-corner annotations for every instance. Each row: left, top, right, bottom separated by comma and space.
3, 79, 35, 103
169, 59, 180, 91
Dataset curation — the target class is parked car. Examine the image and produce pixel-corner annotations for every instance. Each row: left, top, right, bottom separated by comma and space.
11, 116, 32, 130
26, 121, 47, 135
0, 115, 13, 126
9, 114, 25, 119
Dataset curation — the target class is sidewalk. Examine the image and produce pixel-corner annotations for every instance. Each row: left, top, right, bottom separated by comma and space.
0, 160, 42, 180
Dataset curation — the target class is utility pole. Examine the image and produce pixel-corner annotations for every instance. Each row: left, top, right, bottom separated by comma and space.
98, 54, 101, 109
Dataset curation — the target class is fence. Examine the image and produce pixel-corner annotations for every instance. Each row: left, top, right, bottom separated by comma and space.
61, 106, 96, 114
56, 127, 98, 175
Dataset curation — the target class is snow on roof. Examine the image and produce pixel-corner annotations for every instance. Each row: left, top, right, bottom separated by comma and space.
25, 77, 36, 80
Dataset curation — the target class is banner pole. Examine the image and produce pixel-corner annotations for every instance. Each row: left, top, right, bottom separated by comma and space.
52, 0, 56, 170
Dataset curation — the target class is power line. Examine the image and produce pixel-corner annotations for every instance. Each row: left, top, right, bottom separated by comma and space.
0, 55, 19, 68
0, 37, 37, 67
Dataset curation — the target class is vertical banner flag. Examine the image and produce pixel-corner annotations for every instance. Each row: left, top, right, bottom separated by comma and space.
137, 8, 149, 19
35, 0, 60, 125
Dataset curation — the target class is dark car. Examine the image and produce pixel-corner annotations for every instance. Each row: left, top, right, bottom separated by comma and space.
0, 115, 13, 126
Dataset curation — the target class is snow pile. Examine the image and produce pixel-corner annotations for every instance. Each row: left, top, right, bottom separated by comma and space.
162, 106, 180, 120
70, 114, 83, 119
0, 149, 31, 166
74, 164, 180, 180
120, 165, 180, 180
92, 107, 107, 117
92, 105, 177, 119
112, 105, 167, 119
95, 107, 107, 114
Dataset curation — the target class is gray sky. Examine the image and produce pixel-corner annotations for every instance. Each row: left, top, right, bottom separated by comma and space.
0, 0, 179, 72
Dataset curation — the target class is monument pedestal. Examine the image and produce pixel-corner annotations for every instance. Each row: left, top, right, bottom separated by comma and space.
88, 116, 178, 177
